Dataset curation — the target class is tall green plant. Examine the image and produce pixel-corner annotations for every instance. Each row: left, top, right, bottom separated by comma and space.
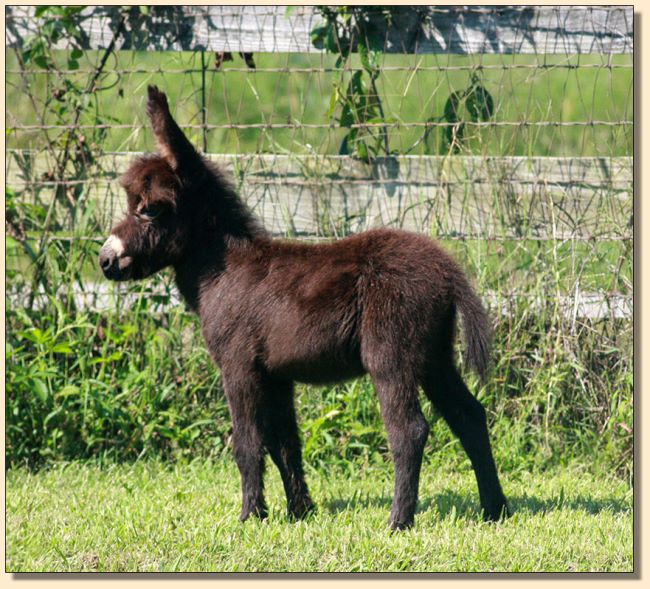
9, 6, 126, 309
311, 6, 394, 161
310, 8, 496, 157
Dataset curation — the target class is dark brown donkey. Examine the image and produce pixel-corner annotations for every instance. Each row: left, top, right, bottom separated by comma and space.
100, 86, 508, 530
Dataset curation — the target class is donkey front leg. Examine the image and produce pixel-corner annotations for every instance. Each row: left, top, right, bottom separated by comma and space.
222, 367, 269, 522
264, 379, 315, 520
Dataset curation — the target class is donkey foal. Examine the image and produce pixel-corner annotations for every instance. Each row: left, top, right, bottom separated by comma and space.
100, 86, 509, 530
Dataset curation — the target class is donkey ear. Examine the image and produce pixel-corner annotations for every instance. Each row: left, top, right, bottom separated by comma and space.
146, 85, 200, 173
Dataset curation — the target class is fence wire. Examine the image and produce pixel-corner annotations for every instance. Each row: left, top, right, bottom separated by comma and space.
5, 6, 633, 323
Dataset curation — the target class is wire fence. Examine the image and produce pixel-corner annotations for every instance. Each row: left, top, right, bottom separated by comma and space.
5, 5, 633, 320
4, 5, 634, 473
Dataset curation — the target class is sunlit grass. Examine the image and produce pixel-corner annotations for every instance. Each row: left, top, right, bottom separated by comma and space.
5, 52, 632, 156
6, 460, 633, 572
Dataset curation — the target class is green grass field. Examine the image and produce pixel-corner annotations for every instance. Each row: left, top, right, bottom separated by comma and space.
5, 460, 633, 572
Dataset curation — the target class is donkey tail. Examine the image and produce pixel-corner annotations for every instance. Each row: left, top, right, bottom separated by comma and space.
453, 272, 492, 382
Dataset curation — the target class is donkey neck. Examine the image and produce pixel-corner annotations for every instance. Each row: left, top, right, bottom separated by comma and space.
173, 232, 253, 313
173, 174, 270, 313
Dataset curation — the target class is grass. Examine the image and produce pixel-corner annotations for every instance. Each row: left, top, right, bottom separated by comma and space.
5, 459, 633, 573
6, 51, 633, 157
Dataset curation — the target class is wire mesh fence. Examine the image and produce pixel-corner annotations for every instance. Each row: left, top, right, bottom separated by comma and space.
4, 5, 634, 471
6, 5, 633, 314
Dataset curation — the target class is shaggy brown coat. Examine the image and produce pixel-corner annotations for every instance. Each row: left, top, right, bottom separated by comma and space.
99, 86, 508, 529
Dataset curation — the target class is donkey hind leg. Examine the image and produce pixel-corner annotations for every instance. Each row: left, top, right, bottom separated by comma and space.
264, 380, 315, 520
423, 365, 509, 521
372, 375, 430, 530
222, 368, 269, 522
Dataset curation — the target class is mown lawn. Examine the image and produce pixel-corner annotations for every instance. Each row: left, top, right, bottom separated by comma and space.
6, 459, 633, 573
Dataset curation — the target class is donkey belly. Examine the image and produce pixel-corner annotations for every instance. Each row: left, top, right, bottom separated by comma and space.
270, 351, 366, 385
265, 311, 364, 384
271, 359, 365, 384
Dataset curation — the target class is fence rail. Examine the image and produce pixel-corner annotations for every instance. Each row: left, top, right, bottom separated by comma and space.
6, 151, 633, 241
5, 6, 633, 321
5, 5, 634, 54
6, 281, 632, 321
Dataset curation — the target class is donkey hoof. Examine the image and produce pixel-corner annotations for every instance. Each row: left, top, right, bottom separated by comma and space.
239, 507, 268, 522
288, 498, 316, 521
482, 502, 510, 522
389, 518, 414, 532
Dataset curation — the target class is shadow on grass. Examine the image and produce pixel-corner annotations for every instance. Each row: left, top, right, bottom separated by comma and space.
324, 490, 632, 519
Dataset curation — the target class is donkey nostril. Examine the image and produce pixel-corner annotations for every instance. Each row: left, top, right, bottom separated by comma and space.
99, 251, 115, 271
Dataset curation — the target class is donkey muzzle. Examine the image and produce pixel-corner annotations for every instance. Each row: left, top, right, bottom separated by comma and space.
99, 235, 133, 280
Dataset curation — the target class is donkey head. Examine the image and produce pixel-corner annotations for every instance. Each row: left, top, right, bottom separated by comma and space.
99, 86, 199, 281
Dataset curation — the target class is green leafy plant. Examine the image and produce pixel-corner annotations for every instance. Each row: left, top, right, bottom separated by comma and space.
311, 6, 396, 161
440, 74, 495, 153
311, 9, 496, 158
11, 6, 126, 309
22, 6, 86, 70
415, 73, 496, 155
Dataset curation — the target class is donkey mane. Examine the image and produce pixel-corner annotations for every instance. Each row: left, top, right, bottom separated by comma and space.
196, 158, 270, 242
168, 157, 271, 310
